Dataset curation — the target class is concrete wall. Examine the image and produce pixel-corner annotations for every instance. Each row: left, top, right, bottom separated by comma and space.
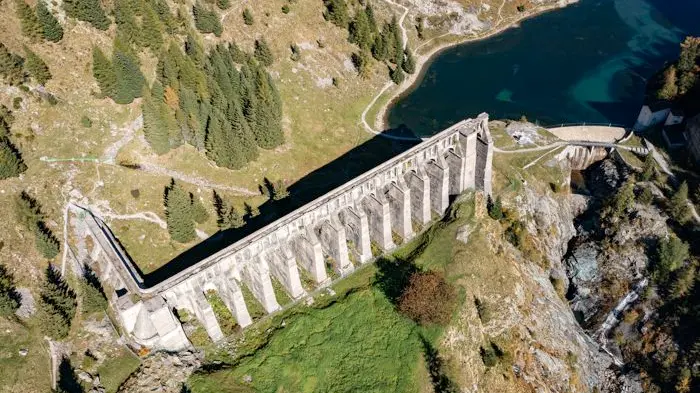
84, 114, 494, 350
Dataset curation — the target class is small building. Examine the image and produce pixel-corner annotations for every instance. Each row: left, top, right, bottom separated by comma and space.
686, 115, 700, 162
633, 102, 672, 132
665, 109, 684, 126
662, 123, 687, 149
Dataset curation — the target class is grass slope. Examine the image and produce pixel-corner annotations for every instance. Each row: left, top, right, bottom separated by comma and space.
190, 289, 422, 393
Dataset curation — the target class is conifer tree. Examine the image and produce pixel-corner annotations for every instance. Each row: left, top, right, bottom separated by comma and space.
669, 181, 691, 223
15, 0, 43, 40
141, 6, 164, 51
390, 61, 405, 84
657, 65, 679, 100
165, 179, 196, 243
205, 111, 246, 169
217, 0, 230, 10
190, 194, 209, 224
273, 180, 289, 200
639, 154, 655, 182
213, 191, 245, 229
242, 8, 254, 25
35, 223, 60, 259
254, 39, 274, 67
36, 1, 64, 42
112, 49, 145, 104
92, 47, 116, 98
252, 66, 283, 148
323, 0, 349, 28
193, 3, 223, 37
388, 16, 403, 64
185, 34, 205, 67
38, 265, 77, 339
62, 0, 110, 30
230, 101, 258, 162
14, 191, 43, 231
0, 139, 27, 179
365, 4, 378, 35
0, 44, 26, 86
141, 85, 171, 154
349, 9, 372, 50
0, 265, 20, 317
372, 30, 389, 61
24, 47, 52, 85
80, 266, 107, 313
402, 49, 416, 74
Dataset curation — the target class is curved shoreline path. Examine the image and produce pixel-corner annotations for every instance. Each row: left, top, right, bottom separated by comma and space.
359, 3, 567, 140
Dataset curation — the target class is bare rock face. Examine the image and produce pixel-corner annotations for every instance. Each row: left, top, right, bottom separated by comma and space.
117, 351, 202, 393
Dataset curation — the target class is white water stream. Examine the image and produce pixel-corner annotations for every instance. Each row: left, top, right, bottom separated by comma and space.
595, 277, 648, 366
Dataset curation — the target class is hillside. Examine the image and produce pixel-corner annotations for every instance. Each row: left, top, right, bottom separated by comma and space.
0, 0, 575, 392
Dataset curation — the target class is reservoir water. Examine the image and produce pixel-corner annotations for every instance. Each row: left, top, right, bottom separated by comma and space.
387, 0, 700, 137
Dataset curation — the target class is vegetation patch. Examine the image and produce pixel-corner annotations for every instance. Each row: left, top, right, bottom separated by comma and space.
96, 348, 141, 393
190, 289, 422, 393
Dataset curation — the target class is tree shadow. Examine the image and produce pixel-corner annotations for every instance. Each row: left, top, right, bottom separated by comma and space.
82, 263, 106, 297
419, 334, 459, 393
57, 357, 83, 393
373, 257, 418, 305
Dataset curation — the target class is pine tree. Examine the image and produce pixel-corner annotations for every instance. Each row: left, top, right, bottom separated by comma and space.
639, 154, 655, 181
141, 85, 171, 154
243, 8, 254, 25
81, 266, 107, 313
190, 194, 209, 224
141, 6, 164, 51
165, 179, 196, 243
657, 65, 679, 100
193, 3, 223, 37
62, 0, 111, 30
273, 180, 289, 200
205, 111, 246, 169
402, 49, 416, 74
36, 1, 64, 42
0, 44, 26, 86
608, 179, 635, 220
14, 191, 43, 230
349, 9, 372, 50
254, 39, 274, 67
24, 47, 52, 85
15, 0, 43, 40
112, 49, 145, 104
35, 223, 60, 259
0, 139, 27, 179
677, 37, 699, 94
0, 265, 20, 317
323, 0, 349, 28
487, 195, 503, 220
252, 66, 283, 148
230, 101, 258, 162
92, 47, 116, 98
38, 265, 77, 339
365, 4, 378, 35
388, 16, 403, 64
213, 191, 245, 229
372, 30, 389, 61
669, 181, 691, 223
390, 62, 405, 85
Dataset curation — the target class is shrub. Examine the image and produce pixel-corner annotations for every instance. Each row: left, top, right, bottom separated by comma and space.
0, 264, 20, 317
12, 97, 22, 110
653, 235, 689, 284
80, 115, 92, 128
397, 271, 456, 325
517, 5, 526, 12
638, 187, 653, 205
290, 44, 301, 62
475, 298, 492, 323
668, 181, 691, 223
281, 4, 290, 14
243, 8, 254, 25
487, 195, 503, 220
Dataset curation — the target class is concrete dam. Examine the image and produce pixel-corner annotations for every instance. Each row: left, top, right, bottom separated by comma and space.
82, 113, 494, 351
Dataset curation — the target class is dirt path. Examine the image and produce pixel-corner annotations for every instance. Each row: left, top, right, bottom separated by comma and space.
103, 115, 142, 164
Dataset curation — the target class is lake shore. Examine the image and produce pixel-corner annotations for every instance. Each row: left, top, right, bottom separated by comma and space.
369, 1, 578, 132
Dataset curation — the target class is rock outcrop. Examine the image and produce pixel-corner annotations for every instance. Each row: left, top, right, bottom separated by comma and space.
117, 351, 202, 393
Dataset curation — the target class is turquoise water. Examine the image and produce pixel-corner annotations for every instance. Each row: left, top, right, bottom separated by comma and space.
387, 0, 700, 137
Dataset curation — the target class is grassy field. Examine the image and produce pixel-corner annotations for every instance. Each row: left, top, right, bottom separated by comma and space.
0, 319, 52, 393
190, 289, 424, 393
96, 348, 141, 393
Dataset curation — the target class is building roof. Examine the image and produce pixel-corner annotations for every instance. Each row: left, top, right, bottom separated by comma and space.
132, 303, 158, 340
